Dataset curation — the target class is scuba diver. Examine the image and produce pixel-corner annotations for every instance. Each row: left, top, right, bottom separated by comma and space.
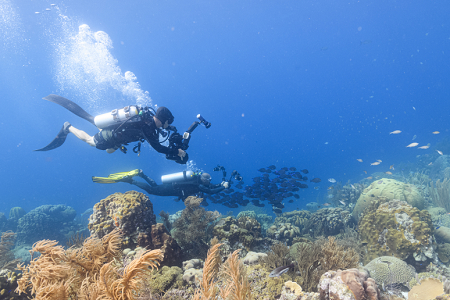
34, 94, 187, 162
92, 169, 230, 202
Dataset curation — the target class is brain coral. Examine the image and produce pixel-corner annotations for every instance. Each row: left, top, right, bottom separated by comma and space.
352, 178, 424, 220
359, 200, 434, 263
88, 191, 156, 248
364, 256, 416, 289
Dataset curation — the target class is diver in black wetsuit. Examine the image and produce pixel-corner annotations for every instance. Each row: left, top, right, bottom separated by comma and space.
93, 169, 230, 202
34, 94, 186, 161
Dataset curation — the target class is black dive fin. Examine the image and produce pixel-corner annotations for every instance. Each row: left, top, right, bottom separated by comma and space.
34, 124, 69, 151
43, 94, 96, 126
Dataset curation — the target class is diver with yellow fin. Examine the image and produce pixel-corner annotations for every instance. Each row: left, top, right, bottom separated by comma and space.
33, 94, 214, 164
92, 169, 232, 203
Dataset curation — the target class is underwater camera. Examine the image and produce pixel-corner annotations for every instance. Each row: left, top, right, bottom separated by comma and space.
213, 165, 243, 182
165, 114, 211, 164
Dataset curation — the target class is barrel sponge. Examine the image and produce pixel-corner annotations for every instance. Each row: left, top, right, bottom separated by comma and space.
358, 200, 433, 262
364, 256, 416, 288
352, 178, 424, 220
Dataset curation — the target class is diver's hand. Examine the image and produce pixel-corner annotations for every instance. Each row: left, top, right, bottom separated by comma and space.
178, 149, 186, 159
221, 181, 230, 189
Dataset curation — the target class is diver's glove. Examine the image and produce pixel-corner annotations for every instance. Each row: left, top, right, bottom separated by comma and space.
221, 181, 230, 189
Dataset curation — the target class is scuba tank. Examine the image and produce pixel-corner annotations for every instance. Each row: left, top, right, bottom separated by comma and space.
94, 105, 140, 129
161, 170, 198, 185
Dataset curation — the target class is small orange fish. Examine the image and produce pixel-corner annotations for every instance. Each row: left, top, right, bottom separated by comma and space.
390, 165, 394, 170
390, 130, 402, 134
432, 131, 440, 134
385, 171, 393, 175
437, 150, 443, 155
406, 143, 419, 148
363, 170, 367, 174
113, 216, 119, 228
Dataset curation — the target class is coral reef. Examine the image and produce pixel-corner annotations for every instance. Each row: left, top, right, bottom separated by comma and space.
242, 251, 267, 265
273, 210, 311, 232
0, 212, 6, 232
16, 204, 77, 246
0, 270, 27, 300
213, 216, 263, 250
292, 237, 360, 292
429, 178, 450, 213
0, 231, 20, 271
89, 191, 156, 249
437, 243, 450, 263
172, 196, 220, 259
266, 222, 301, 246
408, 277, 444, 300
436, 227, 450, 244
148, 265, 184, 295
358, 199, 435, 263
15, 228, 164, 299
352, 178, 424, 220
260, 242, 293, 272
364, 256, 416, 289
318, 268, 380, 300
9, 207, 25, 220
303, 208, 355, 237
149, 223, 183, 267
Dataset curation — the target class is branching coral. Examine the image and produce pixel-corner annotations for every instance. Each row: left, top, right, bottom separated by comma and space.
15, 228, 164, 300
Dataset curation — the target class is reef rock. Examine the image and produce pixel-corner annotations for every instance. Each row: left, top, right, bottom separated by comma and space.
359, 200, 435, 263
88, 191, 156, 248
16, 204, 77, 245
319, 268, 380, 300
352, 178, 424, 220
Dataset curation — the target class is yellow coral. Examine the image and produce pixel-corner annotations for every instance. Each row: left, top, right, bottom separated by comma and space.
284, 280, 303, 296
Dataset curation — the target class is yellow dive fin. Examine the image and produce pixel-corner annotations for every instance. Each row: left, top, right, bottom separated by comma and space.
92, 169, 140, 184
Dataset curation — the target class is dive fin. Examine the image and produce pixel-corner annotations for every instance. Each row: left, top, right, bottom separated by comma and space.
34, 124, 69, 151
92, 169, 141, 184
43, 94, 96, 126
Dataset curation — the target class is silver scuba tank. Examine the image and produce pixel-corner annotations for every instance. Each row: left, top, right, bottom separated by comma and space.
94, 105, 140, 129
161, 170, 197, 185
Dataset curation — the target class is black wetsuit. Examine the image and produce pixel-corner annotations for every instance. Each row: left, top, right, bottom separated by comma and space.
93, 118, 178, 156
131, 172, 225, 201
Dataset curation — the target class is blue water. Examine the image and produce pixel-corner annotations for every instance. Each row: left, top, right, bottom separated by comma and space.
1, 0, 449, 218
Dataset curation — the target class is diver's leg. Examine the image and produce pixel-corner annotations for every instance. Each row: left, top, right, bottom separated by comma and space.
138, 171, 158, 187
130, 180, 155, 194
68, 125, 96, 147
